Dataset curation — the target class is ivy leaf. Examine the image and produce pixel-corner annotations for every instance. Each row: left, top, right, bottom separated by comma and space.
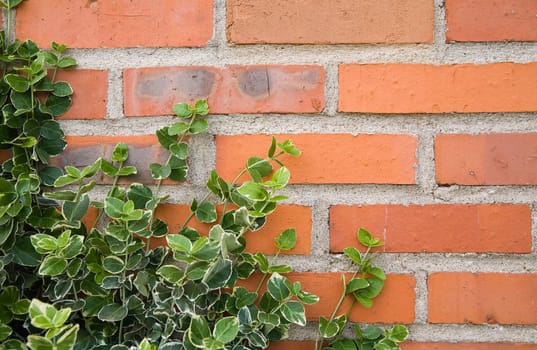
38, 256, 68, 276
173, 103, 193, 118
277, 139, 301, 156
156, 127, 176, 150
45, 95, 72, 116
57, 57, 77, 69
319, 316, 340, 338
275, 228, 297, 251
189, 119, 208, 134
111, 142, 128, 162
195, 201, 217, 223
167, 234, 192, 253
52, 81, 73, 97
168, 122, 190, 136
157, 265, 184, 284
102, 256, 125, 274
237, 182, 268, 201
213, 317, 239, 344
267, 273, 291, 301
247, 157, 272, 178
194, 99, 209, 115
4, 73, 29, 92
97, 303, 128, 322
169, 142, 188, 160
279, 301, 306, 326
149, 163, 171, 180
202, 258, 232, 290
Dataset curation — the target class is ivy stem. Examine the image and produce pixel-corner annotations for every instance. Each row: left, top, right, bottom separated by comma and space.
178, 191, 211, 232
255, 249, 281, 294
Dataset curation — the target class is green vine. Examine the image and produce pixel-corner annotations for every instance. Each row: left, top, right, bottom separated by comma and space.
0, 2, 408, 350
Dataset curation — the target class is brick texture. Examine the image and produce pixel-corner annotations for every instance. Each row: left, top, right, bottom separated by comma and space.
154, 204, 312, 254
55, 70, 108, 120
436, 134, 537, 185
428, 273, 537, 324
446, 0, 537, 42
227, 0, 434, 44
339, 63, 537, 113
123, 65, 325, 116
53, 136, 168, 184
242, 273, 416, 323
216, 134, 417, 184
16, 0, 213, 48
330, 204, 532, 253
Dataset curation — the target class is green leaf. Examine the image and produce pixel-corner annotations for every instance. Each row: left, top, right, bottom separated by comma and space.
156, 127, 176, 150
279, 301, 306, 326
0, 324, 12, 341
247, 157, 272, 178
63, 194, 90, 223
277, 139, 301, 156
167, 234, 192, 252
55, 325, 78, 350
12, 236, 41, 266
51, 308, 70, 328
173, 103, 193, 118
195, 201, 217, 223
149, 163, 171, 180
169, 141, 188, 159
213, 316, 239, 344
0, 286, 19, 306
5, 74, 29, 92
139, 338, 156, 350
57, 57, 77, 69
188, 316, 211, 348
112, 142, 129, 162
387, 324, 409, 342
361, 325, 383, 340
97, 303, 128, 322
39, 256, 68, 276
369, 267, 386, 281
53, 174, 78, 188
45, 95, 72, 116
157, 265, 184, 284
275, 228, 297, 251
189, 119, 208, 134
355, 295, 373, 308
102, 256, 125, 274
268, 136, 277, 158
104, 197, 124, 219
29, 299, 57, 329
39, 166, 63, 186
237, 181, 268, 201
11, 299, 31, 315
358, 228, 383, 248
202, 258, 232, 290
319, 316, 339, 338
194, 99, 209, 115
52, 81, 73, 97
26, 335, 53, 350
100, 159, 118, 177
168, 122, 190, 136
345, 278, 370, 294
267, 273, 291, 301
266, 166, 290, 189
30, 234, 57, 253
343, 247, 362, 265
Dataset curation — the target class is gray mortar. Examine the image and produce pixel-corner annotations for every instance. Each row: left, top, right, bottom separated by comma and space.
7, 0, 537, 343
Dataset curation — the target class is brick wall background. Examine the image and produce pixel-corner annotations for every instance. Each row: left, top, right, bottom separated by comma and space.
10, 0, 537, 348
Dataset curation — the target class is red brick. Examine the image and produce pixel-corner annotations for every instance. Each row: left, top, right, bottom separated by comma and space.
154, 204, 312, 254
428, 273, 537, 324
268, 342, 315, 350
15, 0, 212, 48
123, 65, 325, 116
242, 273, 416, 323
446, 0, 537, 42
403, 343, 537, 350
216, 134, 417, 185
339, 63, 537, 113
436, 134, 537, 185
53, 136, 167, 184
330, 204, 532, 253
81, 206, 100, 230
55, 70, 108, 120
227, 0, 433, 44
0, 150, 10, 163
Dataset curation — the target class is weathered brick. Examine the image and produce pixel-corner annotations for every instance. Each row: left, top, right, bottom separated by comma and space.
403, 343, 537, 350
241, 273, 415, 323
16, 0, 213, 48
339, 63, 537, 113
429, 273, 537, 324
216, 134, 417, 184
123, 65, 325, 116
55, 70, 108, 120
54, 136, 167, 184
227, 0, 434, 44
436, 133, 537, 185
446, 0, 537, 42
330, 204, 532, 253
153, 204, 312, 254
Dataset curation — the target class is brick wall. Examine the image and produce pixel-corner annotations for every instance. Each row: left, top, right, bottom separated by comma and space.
12, 0, 537, 348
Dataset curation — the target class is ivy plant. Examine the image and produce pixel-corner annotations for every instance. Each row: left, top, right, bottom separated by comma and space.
0, 1, 408, 350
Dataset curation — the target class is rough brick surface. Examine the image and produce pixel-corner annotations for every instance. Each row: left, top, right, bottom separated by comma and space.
428, 273, 537, 324
16, 0, 213, 48
436, 134, 537, 185
124, 65, 325, 116
242, 273, 416, 323
54, 136, 167, 184
154, 204, 312, 254
446, 0, 537, 42
339, 63, 537, 113
227, 0, 433, 44
216, 134, 417, 184
330, 204, 532, 253
55, 70, 108, 120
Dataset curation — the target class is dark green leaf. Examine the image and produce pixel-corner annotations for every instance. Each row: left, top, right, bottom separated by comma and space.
63, 194, 90, 223
157, 265, 184, 284
103, 256, 125, 274
39, 166, 63, 186
319, 316, 340, 338
97, 303, 128, 322
52, 81, 73, 97
268, 136, 277, 158
45, 95, 72, 116
202, 258, 232, 290
156, 127, 176, 150
247, 157, 272, 178
195, 201, 217, 223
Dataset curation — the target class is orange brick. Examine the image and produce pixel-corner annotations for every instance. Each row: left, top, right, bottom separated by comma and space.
436, 133, 537, 185
81, 206, 100, 229
16, 0, 212, 48
446, 0, 537, 42
428, 273, 537, 324
227, 0, 433, 44
55, 70, 108, 120
330, 204, 532, 253
0, 150, 10, 163
124, 65, 325, 116
339, 63, 537, 113
242, 273, 415, 323
216, 134, 417, 185
154, 204, 312, 254
54, 136, 167, 184
403, 343, 537, 350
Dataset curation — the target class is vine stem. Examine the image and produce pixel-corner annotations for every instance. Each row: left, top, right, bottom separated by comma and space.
255, 249, 281, 294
